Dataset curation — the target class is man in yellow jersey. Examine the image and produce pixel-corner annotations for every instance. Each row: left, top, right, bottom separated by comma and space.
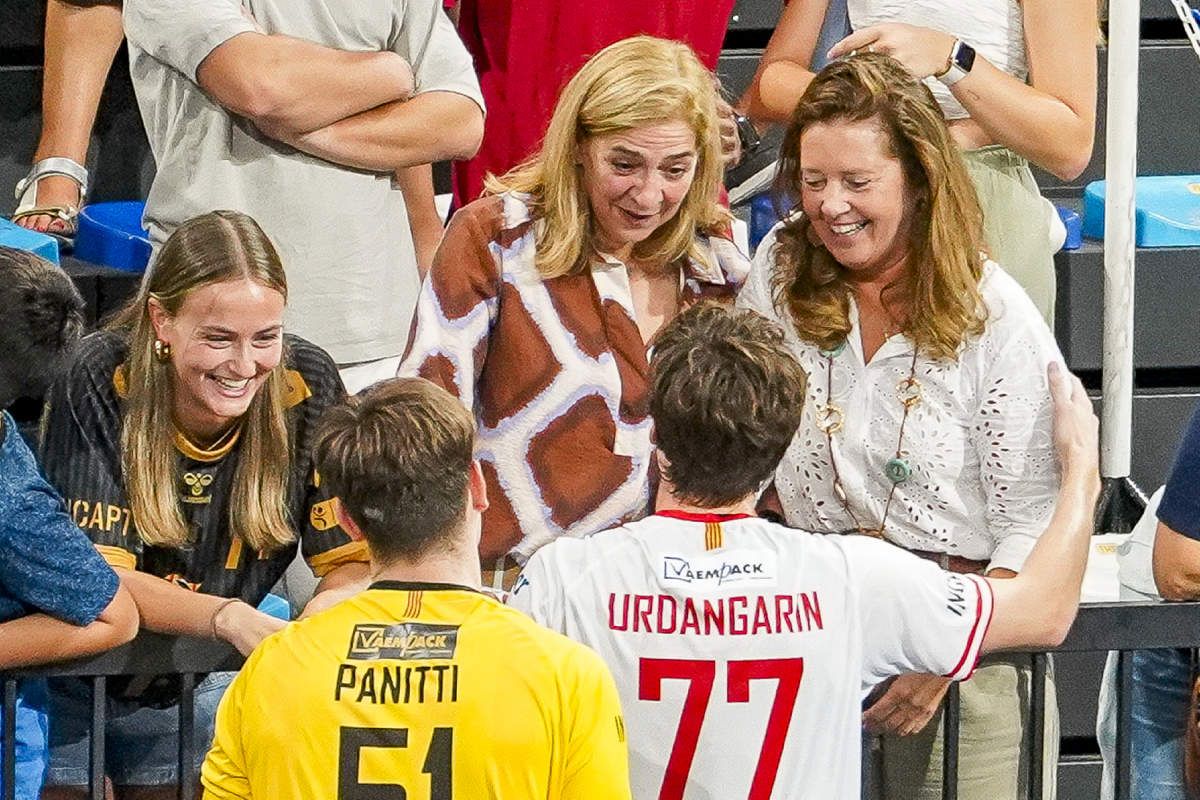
200, 377, 632, 800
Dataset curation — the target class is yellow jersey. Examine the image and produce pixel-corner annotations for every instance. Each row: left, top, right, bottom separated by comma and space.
202, 581, 632, 800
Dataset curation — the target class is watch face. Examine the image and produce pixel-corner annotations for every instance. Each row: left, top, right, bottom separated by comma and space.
735, 114, 761, 153
954, 41, 976, 72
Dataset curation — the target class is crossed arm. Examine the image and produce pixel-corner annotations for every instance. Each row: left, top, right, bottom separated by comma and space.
276, 90, 483, 172
196, 30, 483, 174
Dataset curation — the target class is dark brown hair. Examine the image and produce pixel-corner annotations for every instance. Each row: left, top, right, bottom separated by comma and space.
649, 303, 807, 507
313, 378, 476, 563
771, 53, 986, 360
0, 247, 84, 406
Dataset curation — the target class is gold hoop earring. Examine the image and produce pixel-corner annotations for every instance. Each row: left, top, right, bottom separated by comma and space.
153, 339, 172, 363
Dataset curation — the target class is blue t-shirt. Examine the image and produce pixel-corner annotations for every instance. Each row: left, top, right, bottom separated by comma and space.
1158, 400, 1200, 540
0, 410, 118, 625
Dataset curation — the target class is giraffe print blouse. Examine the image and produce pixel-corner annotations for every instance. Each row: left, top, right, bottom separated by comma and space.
400, 193, 748, 563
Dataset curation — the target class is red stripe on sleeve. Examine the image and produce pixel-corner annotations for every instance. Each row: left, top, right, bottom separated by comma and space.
944, 576, 993, 680
968, 578, 997, 679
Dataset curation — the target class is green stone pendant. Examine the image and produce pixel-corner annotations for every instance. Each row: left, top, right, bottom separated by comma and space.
820, 341, 846, 358
884, 457, 911, 484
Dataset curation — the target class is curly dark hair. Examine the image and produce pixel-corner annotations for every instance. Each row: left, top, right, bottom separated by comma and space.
649, 303, 807, 507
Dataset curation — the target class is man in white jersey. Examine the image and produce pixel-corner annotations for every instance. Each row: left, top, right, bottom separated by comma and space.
509, 303, 1100, 800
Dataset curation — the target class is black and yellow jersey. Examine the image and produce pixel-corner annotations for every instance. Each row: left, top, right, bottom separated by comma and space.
38, 330, 365, 604
201, 581, 632, 800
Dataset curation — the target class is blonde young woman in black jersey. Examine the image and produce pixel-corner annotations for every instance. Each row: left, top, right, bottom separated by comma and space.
39, 210, 366, 799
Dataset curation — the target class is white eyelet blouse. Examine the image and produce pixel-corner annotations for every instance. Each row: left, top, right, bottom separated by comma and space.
737, 224, 1063, 572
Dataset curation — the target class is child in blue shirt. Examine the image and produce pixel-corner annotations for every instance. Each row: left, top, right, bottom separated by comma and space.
0, 247, 138, 799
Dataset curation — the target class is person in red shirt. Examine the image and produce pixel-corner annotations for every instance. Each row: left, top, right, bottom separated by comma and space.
451, 0, 738, 207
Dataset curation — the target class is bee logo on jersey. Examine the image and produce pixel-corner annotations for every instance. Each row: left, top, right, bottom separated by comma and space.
347, 623, 460, 660
659, 549, 778, 591
181, 472, 214, 504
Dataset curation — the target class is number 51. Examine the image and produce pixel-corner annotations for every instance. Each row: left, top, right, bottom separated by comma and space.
338, 726, 453, 799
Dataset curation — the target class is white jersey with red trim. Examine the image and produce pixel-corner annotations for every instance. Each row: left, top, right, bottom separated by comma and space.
509, 511, 994, 800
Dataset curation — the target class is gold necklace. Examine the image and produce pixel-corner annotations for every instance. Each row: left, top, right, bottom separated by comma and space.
813, 344, 921, 539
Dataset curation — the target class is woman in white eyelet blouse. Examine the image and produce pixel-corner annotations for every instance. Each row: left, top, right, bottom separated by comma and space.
741, 252, 1060, 570
736, 55, 1063, 800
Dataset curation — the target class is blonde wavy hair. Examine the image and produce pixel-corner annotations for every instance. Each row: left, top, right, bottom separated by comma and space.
770, 53, 987, 360
110, 210, 294, 552
485, 35, 730, 278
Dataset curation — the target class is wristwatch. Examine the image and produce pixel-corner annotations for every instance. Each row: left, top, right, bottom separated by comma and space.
733, 112, 761, 156
934, 39, 976, 86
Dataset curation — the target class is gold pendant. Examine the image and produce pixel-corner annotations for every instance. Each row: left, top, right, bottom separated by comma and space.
896, 376, 922, 407
815, 402, 845, 434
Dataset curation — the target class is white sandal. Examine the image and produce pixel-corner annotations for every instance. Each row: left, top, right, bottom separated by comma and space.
12, 156, 90, 238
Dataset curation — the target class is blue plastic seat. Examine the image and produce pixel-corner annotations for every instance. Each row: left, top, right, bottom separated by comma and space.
74, 201, 152, 272
0, 217, 59, 263
1082, 176, 1200, 247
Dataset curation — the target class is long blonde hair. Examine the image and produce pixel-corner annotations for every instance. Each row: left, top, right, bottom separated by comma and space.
485, 35, 730, 278
111, 210, 294, 552
771, 54, 987, 360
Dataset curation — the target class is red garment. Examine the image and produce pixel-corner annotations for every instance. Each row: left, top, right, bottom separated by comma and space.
452, 0, 736, 206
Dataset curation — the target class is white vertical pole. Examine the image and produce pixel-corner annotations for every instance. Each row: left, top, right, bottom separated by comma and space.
1101, 0, 1139, 478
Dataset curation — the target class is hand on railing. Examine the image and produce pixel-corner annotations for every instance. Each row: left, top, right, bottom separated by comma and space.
862, 673, 953, 736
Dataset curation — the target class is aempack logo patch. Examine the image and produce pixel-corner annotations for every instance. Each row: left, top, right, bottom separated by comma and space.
347, 623, 460, 660
659, 549, 778, 591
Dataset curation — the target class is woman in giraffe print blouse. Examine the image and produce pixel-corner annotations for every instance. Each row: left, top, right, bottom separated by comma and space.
399, 36, 748, 588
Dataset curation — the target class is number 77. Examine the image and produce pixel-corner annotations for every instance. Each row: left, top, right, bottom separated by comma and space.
638, 657, 805, 800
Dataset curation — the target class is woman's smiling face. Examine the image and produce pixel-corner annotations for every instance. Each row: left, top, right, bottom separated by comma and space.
798, 117, 918, 280
150, 277, 285, 442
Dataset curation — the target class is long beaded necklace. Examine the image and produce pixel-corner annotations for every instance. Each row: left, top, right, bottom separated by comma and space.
812, 342, 922, 539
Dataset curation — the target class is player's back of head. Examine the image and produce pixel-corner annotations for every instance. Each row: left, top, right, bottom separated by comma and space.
649, 303, 807, 507
0, 247, 84, 407
313, 377, 476, 562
